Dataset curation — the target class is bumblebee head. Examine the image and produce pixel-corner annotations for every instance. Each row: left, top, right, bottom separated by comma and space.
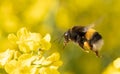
64, 30, 71, 43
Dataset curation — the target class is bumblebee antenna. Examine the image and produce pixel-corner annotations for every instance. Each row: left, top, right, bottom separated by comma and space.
51, 33, 64, 50
52, 34, 64, 43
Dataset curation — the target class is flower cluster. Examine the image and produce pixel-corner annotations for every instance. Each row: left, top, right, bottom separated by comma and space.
0, 27, 62, 74
102, 58, 120, 74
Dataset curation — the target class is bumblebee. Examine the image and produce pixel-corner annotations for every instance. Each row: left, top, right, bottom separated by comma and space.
64, 24, 103, 57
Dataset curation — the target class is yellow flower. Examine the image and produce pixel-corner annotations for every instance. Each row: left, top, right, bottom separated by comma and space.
40, 34, 51, 50
8, 27, 41, 53
8, 27, 52, 53
32, 52, 62, 74
39, 67, 60, 74
113, 58, 120, 69
0, 49, 15, 67
0, 27, 63, 74
5, 60, 17, 74
5, 54, 37, 74
5, 52, 62, 74
33, 52, 62, 67
102, 58, 120, 74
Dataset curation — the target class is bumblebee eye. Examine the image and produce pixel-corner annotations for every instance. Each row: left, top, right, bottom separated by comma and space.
65, 33, 68, 36
64, 32, 69, 40
64, 33, 68, 39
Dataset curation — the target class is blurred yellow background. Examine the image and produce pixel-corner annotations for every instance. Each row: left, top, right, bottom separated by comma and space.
0, 0, 120, 74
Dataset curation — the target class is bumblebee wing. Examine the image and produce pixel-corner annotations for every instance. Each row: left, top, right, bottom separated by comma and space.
85, 17, 104, 31
83, 24, 95, 32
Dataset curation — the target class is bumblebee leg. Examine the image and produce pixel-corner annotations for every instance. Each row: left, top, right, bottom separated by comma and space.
63, 40, 68, 49
94, 50, 101, 58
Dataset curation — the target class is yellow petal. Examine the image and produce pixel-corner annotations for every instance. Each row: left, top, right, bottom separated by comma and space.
5, 60, 17, 73
8, 33, 18, 42
29, 33, 41, 42
18, 54, 37, 66
43, 34, 51, 42
40, 39, 51, 50
17, 27, 29, 40
0, 49, 14, 66
102, 58, 120, 74
46, 52, 60, 62
113, 58, 120, 69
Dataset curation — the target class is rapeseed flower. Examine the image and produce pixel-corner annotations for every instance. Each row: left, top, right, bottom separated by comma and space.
0, 27, 62, 74
102, 58, 120, 74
